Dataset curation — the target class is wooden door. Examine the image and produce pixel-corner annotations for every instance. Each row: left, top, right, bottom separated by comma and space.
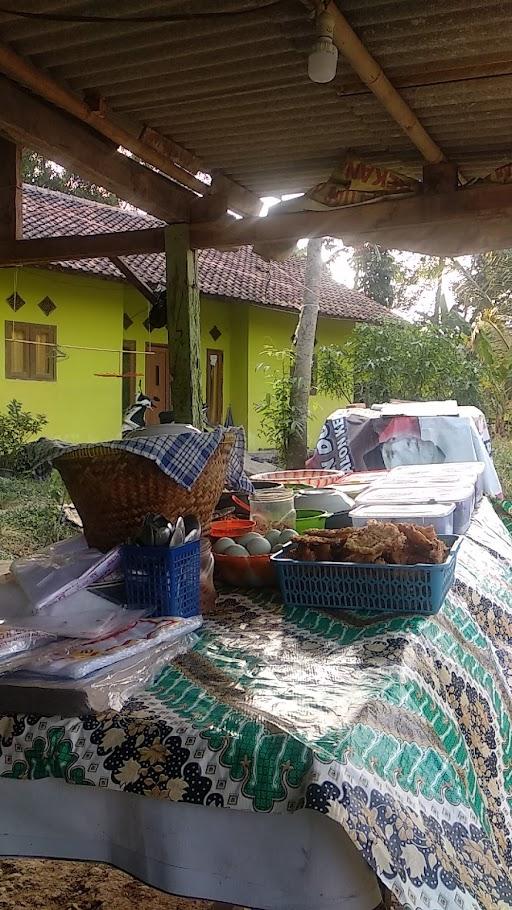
206, 348, 224, 425
145, 344, 169, 425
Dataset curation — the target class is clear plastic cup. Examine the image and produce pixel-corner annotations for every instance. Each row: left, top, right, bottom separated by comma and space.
249, 490, 296, 533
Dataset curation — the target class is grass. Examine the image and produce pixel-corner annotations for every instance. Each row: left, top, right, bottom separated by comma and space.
0, 471, 75, 559
492, 435, 512, 500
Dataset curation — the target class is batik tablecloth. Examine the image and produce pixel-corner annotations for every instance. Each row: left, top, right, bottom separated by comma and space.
1, 500, 512, 910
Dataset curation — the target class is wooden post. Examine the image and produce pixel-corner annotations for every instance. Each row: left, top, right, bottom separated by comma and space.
422, 162, 458, 194
0, 137, 22, 240
165, 224, 202, 427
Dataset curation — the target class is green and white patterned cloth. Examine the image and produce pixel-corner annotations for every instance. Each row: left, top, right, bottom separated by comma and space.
1, 499, 512, 910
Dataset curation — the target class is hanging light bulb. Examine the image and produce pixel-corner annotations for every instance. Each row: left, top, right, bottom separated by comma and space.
308, 11, 338, 84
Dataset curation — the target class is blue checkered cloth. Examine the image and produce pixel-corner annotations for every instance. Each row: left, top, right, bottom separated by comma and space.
25, 426, 253, 493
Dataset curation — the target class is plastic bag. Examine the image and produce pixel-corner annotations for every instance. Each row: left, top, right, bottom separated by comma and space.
0, 632, 199, 714
0, 624, 56, 676
11, 536, 121, 612
23, 614, 203, 680
8, 589, 147, 640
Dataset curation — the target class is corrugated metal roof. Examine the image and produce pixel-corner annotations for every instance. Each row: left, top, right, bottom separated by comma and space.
22, 183, 393, 324
1, 1, 511, 194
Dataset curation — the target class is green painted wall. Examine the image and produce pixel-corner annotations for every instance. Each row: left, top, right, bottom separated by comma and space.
122, 291, 248, 426
0, 267, 353, 452
246, 305, 353, 451
0, 267, 123, 443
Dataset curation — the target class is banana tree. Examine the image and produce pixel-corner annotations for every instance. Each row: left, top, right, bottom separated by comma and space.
470, 308, 512, 434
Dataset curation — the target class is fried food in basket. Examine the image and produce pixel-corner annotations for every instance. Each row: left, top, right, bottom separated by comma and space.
290, 521, 449, 565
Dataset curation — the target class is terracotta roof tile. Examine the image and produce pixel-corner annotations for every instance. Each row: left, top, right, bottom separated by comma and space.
22, 184, 391, 324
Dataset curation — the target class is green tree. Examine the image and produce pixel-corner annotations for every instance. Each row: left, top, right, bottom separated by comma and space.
453, 251, 512, 319
22, 151, 118, 206
470, 308, 512, 433
350, 243, 399, 308
349, 322, 483, 408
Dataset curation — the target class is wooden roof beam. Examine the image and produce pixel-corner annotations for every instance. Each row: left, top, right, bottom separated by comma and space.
0, 40, 261, 216
320, 1, 446, 166
3, 183, 512, 264
190, 181, 512, 253
0, 76, 191, 222
0, 227, 166, 267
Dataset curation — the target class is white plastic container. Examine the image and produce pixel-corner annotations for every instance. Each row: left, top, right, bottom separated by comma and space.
387, 462, 485, 503
350, 503, 455, 535
456, 463, 485, 504
356, 483, 475, 534
340, 471, 389, 486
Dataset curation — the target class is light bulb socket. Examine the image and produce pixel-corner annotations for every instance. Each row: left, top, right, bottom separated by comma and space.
316, 11, 335, 40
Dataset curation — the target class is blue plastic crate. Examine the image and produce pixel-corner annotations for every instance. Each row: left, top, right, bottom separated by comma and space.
271, 536, 462, 615
122, 540, 200, 618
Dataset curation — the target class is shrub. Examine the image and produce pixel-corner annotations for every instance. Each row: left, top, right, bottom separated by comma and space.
0, 472, 74, 558
0, 400, 47, 473
492, 435, 512, 500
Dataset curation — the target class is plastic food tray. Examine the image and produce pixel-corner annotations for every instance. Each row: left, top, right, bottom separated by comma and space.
387, 462, 485, 503
356, 484, 475, 535
350, 503, 455, 535
122, 540, 200, 618
271, 536, 462, 615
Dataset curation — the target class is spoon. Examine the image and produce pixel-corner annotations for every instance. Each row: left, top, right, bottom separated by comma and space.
170, 516, 185, 548
183, 514, 201, 542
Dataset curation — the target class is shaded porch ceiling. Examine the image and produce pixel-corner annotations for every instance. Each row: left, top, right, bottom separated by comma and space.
0, 0, 510, 197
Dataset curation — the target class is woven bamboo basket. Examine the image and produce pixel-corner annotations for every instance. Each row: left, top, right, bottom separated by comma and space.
55, 434, 235, 551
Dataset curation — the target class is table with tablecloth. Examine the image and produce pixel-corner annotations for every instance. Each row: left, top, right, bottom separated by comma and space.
308, 406, 502, 497
1, 500, 512, 910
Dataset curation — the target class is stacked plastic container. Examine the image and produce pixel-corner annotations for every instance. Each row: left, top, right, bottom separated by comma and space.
349, 461, 484, 535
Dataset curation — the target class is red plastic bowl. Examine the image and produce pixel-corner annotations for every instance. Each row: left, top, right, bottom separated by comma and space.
210, 518, 256, 539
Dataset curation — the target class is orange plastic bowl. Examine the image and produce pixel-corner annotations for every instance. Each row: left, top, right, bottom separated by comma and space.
214, 552, 277, 587
210, 518, 256, 540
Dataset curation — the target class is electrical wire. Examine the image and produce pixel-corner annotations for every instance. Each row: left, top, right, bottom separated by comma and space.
0, 1, 284, 24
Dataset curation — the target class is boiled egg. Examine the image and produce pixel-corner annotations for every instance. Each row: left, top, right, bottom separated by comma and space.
224, 544, 249, 557
213, 537, 235, 554
246, 536, 271, 556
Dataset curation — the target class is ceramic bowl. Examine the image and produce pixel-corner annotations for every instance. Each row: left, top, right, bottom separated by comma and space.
294, 488, 355, 513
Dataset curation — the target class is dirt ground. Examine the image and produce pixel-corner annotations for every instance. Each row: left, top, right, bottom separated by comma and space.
0, 858, 246, 910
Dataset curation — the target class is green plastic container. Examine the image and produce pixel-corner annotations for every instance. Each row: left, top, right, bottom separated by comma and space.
295, 509, 331, 533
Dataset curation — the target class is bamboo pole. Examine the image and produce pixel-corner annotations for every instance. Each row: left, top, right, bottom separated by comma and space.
323, 1, 446, 164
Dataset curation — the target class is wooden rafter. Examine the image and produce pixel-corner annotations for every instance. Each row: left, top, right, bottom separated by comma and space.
0, 76, 191, 222
109, 257, 157, 306
139, 127, 261, 217
2, 183, 512, 263
0, 40, 260, 217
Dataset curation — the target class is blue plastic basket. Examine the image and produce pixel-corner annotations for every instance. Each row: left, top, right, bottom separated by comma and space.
122, 540, 201, 618
271, 535, 462, 615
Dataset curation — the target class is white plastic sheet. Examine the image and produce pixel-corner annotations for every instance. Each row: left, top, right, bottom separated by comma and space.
11, 536, 121, 612
23, 615, 203, 680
